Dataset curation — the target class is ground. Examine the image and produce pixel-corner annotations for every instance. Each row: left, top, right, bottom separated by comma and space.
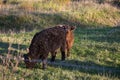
0, 0, 120, 80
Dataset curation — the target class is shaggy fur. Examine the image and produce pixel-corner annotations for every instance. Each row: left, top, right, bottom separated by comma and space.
24, 25, 75, 69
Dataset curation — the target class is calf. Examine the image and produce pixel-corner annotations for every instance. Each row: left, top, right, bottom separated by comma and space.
24, 25, 76, 69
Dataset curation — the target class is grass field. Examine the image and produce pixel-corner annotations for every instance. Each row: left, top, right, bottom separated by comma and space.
0, 0, 120, 80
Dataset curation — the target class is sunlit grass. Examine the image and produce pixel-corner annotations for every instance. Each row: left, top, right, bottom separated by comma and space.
0, 0, 120, 28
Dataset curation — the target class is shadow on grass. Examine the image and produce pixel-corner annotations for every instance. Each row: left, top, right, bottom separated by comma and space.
1, 12, 119, 43
19, 58, 120, 78
75, 26, 120, 43
0, 13, 69, 33
51, 59, 120, 78
1, 12, 119, 42
0, 12, 105, 33
0, 42, 27, 55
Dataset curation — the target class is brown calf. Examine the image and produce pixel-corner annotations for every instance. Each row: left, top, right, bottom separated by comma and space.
24, 25, 75, 69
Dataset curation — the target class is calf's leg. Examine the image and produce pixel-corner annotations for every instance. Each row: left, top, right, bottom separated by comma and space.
60, 47, 66, 61
41, 53, 48, 69
50, 51, 57, 62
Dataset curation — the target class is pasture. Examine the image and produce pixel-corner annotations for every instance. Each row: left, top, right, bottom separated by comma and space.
0, 0, 120, 80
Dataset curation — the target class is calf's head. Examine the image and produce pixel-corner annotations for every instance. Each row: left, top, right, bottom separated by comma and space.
23, 54, 36, 68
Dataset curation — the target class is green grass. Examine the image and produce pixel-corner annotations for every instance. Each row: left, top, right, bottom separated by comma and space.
0, 27, 120, 80
0, 0, 120, 80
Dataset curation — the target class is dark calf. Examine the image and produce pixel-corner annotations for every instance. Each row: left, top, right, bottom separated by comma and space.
24, 25, 75, 69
